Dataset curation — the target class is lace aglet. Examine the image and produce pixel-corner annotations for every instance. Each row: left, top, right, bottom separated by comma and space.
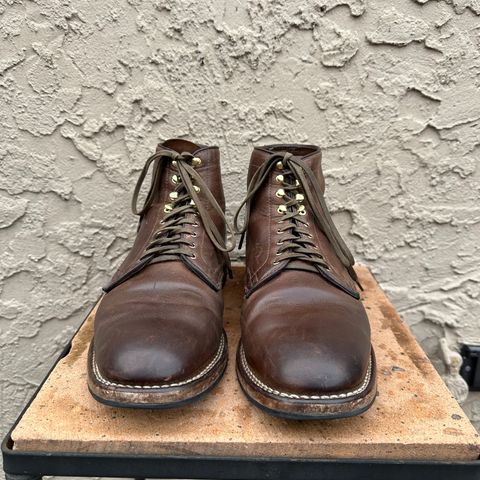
102, 281, 117, 294
238, 232, 246, 250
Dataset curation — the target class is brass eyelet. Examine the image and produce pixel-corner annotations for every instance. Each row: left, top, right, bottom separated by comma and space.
273, 260, 279, 265
193, 185, 200, 192
172, 174, 180, 184
172, 160, 177, 168
298, 205, 306, 215
275, 174, 284, 183
277, 205, 287, 214
189, 243, 196, 249
164, 204, 173, 213
276, 161, 284, 170
191, 232, 198, 237
169, 191, 178, 200
276, 241, 283, 245
295, 193, 304, 201
275, 188, 285, 198
190, 199, 196, 206
192, 157, 202, 167
190, 253, 197, 259
275, 251, 282, 256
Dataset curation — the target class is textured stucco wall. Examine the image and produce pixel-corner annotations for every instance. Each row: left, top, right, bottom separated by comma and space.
1, 0, 480, 470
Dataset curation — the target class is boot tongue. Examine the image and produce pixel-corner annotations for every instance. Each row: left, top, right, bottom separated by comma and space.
284, 260, 318, 274
159, 138, 202, 154
251, 145, 325, 193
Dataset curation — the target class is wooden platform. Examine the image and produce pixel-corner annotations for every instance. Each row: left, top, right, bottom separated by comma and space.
11, 266, 480, 461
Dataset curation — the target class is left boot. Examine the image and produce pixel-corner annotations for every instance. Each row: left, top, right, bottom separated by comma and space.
234, 144, 377, 419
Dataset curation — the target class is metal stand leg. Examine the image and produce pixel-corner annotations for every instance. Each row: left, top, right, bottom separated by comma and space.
5, 475, 42, 480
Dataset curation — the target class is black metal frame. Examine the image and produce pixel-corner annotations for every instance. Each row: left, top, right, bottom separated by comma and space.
3, 308, 480, 480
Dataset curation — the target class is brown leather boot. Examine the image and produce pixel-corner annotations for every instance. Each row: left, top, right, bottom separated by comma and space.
234, 144, 377, 419
88, 139, 233, 408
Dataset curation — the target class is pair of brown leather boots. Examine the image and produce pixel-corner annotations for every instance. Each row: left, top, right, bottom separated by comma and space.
87, 138, 377, 419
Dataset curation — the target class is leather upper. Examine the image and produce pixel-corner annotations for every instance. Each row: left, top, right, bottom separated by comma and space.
93, 139, 228, 386
110, 139, 227, 291
241, 144, 372, 396
244, 145, 358, 297
94, 263, 224, 384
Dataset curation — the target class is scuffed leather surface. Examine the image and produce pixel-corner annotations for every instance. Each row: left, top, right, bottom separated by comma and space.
242, 270, 371, 394
95, 262, 223, 384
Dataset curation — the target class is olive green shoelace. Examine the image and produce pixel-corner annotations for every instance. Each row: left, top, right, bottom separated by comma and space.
234, 152, 359, 285
104, 150, 235, 292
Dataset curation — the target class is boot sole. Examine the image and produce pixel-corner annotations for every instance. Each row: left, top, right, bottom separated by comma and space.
87, 331, 228, 409
236, 343, 377, 420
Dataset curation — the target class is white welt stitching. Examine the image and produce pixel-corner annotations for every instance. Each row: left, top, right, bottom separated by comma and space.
92, 335, 225, 390
240, 345, 372, 400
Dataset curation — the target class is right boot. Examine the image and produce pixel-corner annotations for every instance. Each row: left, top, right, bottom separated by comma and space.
234, 144, 376, 419
87, 139, 234, 408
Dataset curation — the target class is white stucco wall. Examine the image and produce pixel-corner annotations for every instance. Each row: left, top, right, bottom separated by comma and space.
1, 0, 479, 473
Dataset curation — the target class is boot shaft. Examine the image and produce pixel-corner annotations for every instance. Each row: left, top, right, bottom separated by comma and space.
107, 139, 230, 292
242, 143, 358, 297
